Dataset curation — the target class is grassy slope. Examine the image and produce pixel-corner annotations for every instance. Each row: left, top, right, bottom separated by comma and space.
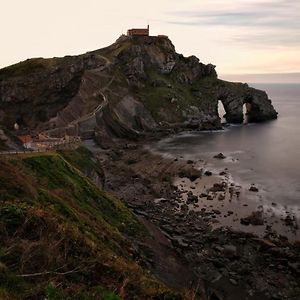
133, 67, 219, 124
0, 148, 179, 300
0, 140, 7, 151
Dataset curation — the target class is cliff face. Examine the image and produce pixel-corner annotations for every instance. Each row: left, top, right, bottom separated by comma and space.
0, 35, 277, 139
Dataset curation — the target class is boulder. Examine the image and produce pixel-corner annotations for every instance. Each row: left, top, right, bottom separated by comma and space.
218, 194, 225, 201
214, 153, 226, 159
210, 183, 226, 192
241, 211, 264, 226
249, 185, 259, 192
186, 194, 198, 204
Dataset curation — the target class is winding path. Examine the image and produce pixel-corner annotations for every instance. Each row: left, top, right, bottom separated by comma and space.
42, 55, 113, 138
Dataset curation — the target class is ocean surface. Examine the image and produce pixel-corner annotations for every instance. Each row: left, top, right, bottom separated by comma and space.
153, 84, 300, 216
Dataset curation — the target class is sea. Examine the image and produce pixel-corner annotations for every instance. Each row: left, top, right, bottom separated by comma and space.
152, 84, 300, 236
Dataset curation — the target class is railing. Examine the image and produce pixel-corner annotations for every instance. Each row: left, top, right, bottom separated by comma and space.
0, 141, 81, 156
0, 149, 49, 155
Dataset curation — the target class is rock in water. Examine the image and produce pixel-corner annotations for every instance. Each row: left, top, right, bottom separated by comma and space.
249, 185, 259, 192
214, 153, 226, 159
204, 170, 213, 176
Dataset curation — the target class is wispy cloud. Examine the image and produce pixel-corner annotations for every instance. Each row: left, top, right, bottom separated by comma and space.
169, 0, 300, 26
167, 0, 300, 46
233, 33, 300, 47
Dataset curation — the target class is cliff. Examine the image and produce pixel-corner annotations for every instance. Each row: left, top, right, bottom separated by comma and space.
0, 35, 278, 140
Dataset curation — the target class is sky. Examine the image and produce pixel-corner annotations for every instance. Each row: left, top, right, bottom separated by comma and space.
1, 0, 300, 81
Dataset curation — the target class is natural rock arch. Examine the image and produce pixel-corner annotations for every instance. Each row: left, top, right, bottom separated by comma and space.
217, 83, 277, 124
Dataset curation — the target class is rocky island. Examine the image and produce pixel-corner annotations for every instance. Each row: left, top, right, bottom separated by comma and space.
1, 35, 298, 300
0, 34, 277, 139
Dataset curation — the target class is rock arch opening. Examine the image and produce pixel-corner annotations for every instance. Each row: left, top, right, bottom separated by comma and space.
243, 102, 252, 124
217, 93, 255, 125
218, 100, 227, 124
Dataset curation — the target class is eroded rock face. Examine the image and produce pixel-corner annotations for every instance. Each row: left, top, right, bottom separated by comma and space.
0, 35, 278, 139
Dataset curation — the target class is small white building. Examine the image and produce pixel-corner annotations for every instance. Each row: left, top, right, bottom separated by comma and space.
17, 135, 33, 149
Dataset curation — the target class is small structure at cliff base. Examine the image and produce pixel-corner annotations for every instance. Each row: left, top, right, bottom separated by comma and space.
17, 135, 33, 149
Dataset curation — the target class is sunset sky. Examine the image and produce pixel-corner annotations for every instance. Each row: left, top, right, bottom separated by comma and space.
1, 0, 300, 80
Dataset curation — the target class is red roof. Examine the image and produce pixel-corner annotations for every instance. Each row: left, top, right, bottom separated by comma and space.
127, 28, 149, 36
18, 135, 33, 143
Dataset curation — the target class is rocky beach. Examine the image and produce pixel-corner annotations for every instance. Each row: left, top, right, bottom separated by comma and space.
83, 135, 300, 300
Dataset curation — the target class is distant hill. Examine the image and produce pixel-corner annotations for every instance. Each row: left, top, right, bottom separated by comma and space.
220, 73, 300, 84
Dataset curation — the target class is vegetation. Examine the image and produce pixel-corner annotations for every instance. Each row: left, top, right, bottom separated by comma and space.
133, 67, 204, 123
0, 58, 46, 80
0, 139, 7, 151
0, 149, 179, 299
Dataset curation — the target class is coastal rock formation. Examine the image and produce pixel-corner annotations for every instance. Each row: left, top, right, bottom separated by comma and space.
0, 35, 278, 139
217, 81, 278, 123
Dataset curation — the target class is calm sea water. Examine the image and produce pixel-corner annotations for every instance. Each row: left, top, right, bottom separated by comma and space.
154, 84, 300, 211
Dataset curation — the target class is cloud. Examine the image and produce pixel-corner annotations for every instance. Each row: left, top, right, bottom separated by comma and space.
167, 0, 300, 46
169, 0, 300, 30
232, 33, 300, 47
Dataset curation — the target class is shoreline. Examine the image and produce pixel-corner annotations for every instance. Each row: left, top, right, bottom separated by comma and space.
148, 132, 300, 242
84, 136, 300, 299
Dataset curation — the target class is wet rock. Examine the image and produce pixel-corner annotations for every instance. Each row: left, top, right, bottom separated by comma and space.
218, 194, 225, 201
214, 245, 224, 252
284, 215, 298, 229
210, 183, 226, 192
179, 168, 202, 182
253, 238, 277, 249
186, 194, 198, 204
133, 209, 149, 217
249, 185, 259, 192
127, 159, 138, 165
214, 153, 226, 159
241, 211, 264, 226
181, 204, 189, 213
124, 143, 138, 150
223, 245, 237, 258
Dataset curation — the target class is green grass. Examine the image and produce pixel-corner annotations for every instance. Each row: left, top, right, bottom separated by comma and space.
59, 146, 103, 179
0, 58, 46, 80
134, 67, 206, 122
0, 149, 175, 299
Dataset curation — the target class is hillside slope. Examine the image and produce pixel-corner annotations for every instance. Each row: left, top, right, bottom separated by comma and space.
0, 148, 182, 299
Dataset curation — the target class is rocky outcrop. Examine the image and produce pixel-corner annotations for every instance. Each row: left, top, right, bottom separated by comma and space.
217, 81, 278, 123
0, 35, 278, 139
